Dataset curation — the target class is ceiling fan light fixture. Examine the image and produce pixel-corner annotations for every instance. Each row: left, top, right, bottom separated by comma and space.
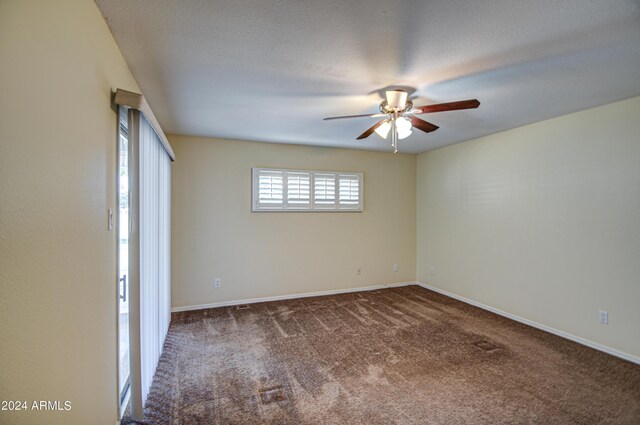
397, 128, 412, 140
323, 93, 480, 153
374, 120, 391, 139
385, 90, 408, 110
395, 116, 412, 140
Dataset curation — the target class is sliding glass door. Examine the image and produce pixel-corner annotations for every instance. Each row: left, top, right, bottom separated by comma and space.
126, 108, 172, 421
114, 89, 173, 421
117, 107, 131, 409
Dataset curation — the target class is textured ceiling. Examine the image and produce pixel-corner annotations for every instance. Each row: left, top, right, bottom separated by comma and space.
96, 0, 640, 153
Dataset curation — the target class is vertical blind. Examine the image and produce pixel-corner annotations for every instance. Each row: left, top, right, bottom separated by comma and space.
139, 113, 171, 404
129, 110, 172, 420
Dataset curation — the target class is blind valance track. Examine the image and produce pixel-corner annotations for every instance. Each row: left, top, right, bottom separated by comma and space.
114, 88, 175, 161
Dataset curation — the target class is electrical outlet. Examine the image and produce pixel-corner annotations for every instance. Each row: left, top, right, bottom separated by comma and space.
213, 278, 221, 288
356, 266, 361, 275
393, 264, 399, 272
598, 310, 608, 325
428, 266, 436, 279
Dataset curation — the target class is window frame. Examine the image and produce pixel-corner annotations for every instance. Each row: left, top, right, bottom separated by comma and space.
252, 167, 363, 212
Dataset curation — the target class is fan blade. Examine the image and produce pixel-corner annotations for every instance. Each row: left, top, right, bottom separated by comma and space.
409, 116, 439, 133
356, 120, 385, 140
323, 113, 386, 120
414, 99, 480, 114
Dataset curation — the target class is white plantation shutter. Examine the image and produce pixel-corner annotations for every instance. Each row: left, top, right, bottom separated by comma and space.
255, 169, 284, 209
252, 168, 362, 211
338, 174, 362, 210
287, 171, 310, 208
313, 173, 336, 209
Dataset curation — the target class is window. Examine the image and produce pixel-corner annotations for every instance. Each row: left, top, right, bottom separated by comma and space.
252, 167, 363, 212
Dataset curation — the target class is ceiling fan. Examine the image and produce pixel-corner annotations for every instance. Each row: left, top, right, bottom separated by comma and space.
323, 90, 480, 153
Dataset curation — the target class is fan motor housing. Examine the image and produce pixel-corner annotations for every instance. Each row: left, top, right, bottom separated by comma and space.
380, 99, 413, 114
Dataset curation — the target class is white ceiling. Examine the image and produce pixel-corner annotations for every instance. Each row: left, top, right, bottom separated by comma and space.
96, 0, 640, 153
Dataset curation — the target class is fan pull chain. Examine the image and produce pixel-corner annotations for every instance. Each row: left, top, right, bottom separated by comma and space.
391, 115, 398, 153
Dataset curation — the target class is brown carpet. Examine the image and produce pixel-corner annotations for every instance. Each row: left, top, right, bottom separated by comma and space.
142, 285, 640, 424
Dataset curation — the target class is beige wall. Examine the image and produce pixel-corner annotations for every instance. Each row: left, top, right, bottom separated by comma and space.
417, 96, 640, 360
0, 1, 139, 424
170, 136, 416, 309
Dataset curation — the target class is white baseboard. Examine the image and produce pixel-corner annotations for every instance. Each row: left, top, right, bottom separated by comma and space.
417, 282, 640, 365
171, 281, 416, 313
